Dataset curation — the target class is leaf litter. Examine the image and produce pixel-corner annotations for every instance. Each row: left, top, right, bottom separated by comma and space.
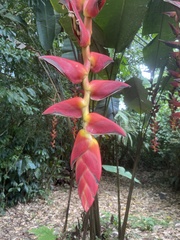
0, 170, 180, 240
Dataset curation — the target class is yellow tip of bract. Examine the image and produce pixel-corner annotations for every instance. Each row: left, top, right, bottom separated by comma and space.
90, 52, 113, 73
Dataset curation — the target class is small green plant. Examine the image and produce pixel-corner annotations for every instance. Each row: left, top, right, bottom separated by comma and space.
29, 226, 57, 240
100, 212, 118, 239
128, 215, 169, 231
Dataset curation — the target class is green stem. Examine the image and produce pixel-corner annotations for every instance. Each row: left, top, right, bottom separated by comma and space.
116, 137, 121, 238
63, 169, 74, 234
120, 134, 144, 239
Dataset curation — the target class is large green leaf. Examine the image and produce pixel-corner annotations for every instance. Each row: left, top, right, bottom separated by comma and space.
36, 0, 57, 50
50, 0, 66, 14
103, 165, 141, 184
142, 0, 175, 70
95, 0, 150, 52
61, 38, 78, 60
123, 77, 152, 113
16, 158, 36, 177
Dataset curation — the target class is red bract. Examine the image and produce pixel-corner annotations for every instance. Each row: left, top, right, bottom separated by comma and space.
62, 0, 90, 47
60, 0, 84, 12
83, 0, 106, 18
164, 11, 177, 19
172, 112, 180, 118
39, 56, 87, 84
84, 112, 126, 136
42, 97, 85, 118
170, 99, 180, 107
169, 23, 180, 37
89, 80, 129, 100
160, 39, 180, 49
164, 0, 180, 9
171, 80, 180, 88
90, 52, 113, 73
169, 70, 180, 78
71, 129, 101, 212
71, 129, 93, 165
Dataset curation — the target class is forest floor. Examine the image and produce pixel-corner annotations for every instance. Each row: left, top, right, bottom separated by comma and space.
0, 170, 180, 240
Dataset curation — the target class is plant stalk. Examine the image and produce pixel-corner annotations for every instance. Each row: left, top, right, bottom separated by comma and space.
120, 133, 144, 239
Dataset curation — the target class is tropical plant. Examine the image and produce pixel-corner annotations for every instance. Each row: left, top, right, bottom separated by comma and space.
38, 0, 179, 239
40, 1, 131, 239
0, 0, 71, 210
2, 0, 180, 239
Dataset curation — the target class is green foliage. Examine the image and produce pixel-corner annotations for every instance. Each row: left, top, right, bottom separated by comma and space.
95, 0, 150, 52
0, 2, 71, 210
115, 109, 139, 147
128, 215, 169, 231
29, 226, 57, 240
123, 77, 152, 114
35, 0, 60, 51
139, 98, 180, 176
103, 165, 141, 183
143, 0, 175, 71
100, 212, 118, 239
0, 156, 41, 208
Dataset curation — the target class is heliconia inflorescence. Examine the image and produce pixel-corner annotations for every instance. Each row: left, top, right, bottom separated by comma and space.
162, 4, 180, 131
40, 0, 129, 212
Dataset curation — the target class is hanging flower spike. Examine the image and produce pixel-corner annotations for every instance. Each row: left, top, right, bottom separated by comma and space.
84, 112, 126, 136
42, 0, 125, 213
71, 129, 101, 212
43, 97, 85, 118
83, 0, 106, 18
89, 80, 130, 100
90, 52, 113, 73
39, 56, 87, 84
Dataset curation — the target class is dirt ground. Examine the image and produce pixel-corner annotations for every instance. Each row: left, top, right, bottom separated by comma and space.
0, 170, 180, 240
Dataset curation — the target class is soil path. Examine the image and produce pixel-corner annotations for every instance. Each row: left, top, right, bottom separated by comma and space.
0, 171, 180, 239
